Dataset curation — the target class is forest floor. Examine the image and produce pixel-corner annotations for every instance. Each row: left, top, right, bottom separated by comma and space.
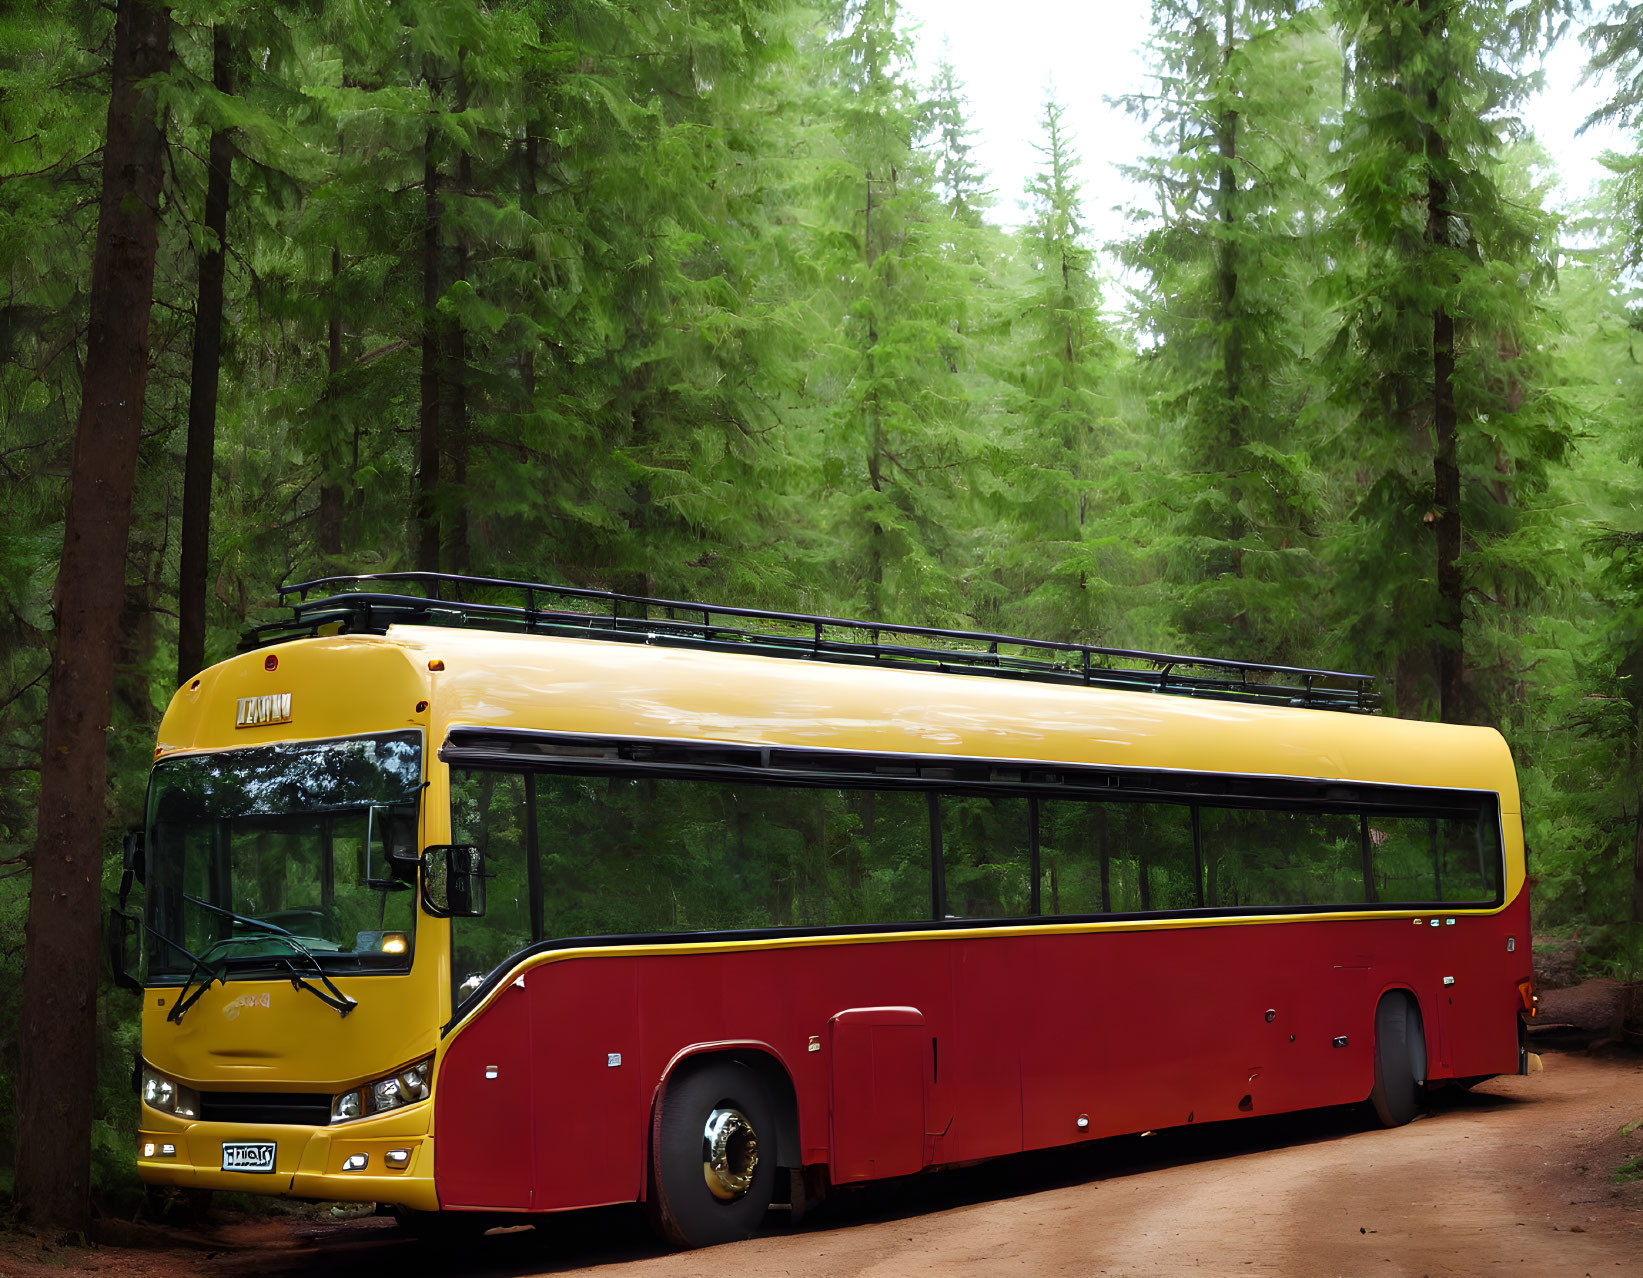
4, 980, 1643, 1278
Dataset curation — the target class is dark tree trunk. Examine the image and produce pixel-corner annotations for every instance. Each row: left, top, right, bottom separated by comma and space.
1632, 801, 1643, 925
176, 23, 232, 688
316, 242, 344, 558
444, 56, 471, 575
416, 113, 441, 576
521, 134, 538, 405
863, 170, 885, 615
1425, 14, 1464, 724
15, 0, 170, 1232
1215, 0, 1242, 442
1432, 288, 1462, 721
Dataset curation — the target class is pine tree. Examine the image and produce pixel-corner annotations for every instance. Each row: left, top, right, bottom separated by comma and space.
1325, 0, 1573, 721
796, 0, 998, 622
1119, 0, 1332, 664
977, 93, 1116, 642
923, 54, 989, 225
15, 0, 170, 1231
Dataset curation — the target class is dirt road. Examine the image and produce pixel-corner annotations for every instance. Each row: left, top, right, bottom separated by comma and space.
7, 1047, 1643, 1278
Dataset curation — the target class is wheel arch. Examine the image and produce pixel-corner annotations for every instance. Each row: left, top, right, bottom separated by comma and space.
650, 1041, 802, 1176
1372, 982, 1430, 1080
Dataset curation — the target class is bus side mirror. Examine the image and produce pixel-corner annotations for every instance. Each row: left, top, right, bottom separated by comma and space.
421, 845, 487, 918
123, 827, 145, 886
368, 805, 420, 886
106, 907, 141, 994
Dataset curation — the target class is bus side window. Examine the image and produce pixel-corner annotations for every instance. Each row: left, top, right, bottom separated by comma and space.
1364, 808, 1497, 906
1036, 799, 1190, 916
1440, 806, 1500, 903
528, 776, 936, 937
449, 769, 533, 996
939, 795, 1031, 919
1199, 807, 1365, 909
1137, 802, 1196, 910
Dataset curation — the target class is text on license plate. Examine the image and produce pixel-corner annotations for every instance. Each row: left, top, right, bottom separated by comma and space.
222, 1141, 276, 1173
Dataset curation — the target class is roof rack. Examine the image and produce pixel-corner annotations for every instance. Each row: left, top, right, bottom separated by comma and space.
242, 572, 1379, 713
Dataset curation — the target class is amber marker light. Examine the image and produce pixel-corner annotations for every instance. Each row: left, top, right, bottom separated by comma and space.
381, 932, 408, 955
428, 658, 445, 671
1517, 978, 1537, 1017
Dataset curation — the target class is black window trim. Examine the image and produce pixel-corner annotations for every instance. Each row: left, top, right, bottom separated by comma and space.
439, 725, 1509, 1028
440, 725, 1504, 820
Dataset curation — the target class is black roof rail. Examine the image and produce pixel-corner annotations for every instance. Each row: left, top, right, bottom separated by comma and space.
239, 572, 1380, 713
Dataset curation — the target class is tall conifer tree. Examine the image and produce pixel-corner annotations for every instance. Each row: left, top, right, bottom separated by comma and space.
979, 94, 1115, 641
1120, 0, 1329, 663
1326, 0, 1572, 720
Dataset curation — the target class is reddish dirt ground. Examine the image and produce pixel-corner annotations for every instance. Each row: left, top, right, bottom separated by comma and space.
6, 1019, 1643, 1276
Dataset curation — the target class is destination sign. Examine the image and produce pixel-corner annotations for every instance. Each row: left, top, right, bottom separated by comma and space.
235, 693, 292, 728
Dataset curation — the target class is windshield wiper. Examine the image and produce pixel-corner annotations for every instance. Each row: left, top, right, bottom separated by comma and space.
180, 894, 358, 1018
154, 931, 230, 1025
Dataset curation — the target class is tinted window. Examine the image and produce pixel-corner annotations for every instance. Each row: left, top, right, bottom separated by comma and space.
1200, 807, 1366, 908
941, 795, 1031, 918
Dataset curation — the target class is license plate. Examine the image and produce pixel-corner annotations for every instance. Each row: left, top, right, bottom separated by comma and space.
221, 1141, 276, 1173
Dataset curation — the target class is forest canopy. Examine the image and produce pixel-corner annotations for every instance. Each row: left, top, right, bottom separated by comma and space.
6, 0, 1643, 1225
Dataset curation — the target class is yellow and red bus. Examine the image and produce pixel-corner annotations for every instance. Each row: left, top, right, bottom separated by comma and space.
119, 573, 1534, 1247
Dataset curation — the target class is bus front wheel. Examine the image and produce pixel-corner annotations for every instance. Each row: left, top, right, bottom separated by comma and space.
1369, 992, 1427, 1128
647, 1061, 777, 1248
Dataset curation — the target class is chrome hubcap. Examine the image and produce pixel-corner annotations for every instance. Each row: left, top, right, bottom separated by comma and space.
701, 1105, 758, 1201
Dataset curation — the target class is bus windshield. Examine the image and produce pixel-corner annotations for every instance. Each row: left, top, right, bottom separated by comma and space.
144, 730, 423, 982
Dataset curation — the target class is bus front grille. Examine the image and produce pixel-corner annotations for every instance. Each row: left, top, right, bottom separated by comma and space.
197, 1091, 332, 1127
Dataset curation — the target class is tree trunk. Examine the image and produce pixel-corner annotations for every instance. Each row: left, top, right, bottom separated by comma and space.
176, 23, 232, 688
863, 170, 885, 615
444, 56, 471, 575
1432, 288, 1462, 721
1425, 19, 1464, 724
316, 243, 344, 558
520, 134, 537, 406
1215, 0, 1242, 441
15, 0, 170, 1232
416, 110, 441, 576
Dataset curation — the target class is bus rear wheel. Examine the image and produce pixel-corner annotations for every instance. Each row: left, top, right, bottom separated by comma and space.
1369, 992, 1427, 1128
647, 1061, 777, 1249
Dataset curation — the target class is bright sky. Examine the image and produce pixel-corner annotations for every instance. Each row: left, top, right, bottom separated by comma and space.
897, 0, 1629, 246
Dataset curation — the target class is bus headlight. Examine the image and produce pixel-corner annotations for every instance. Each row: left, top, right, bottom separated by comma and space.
331, 1055, 433, 1124
140, 1064, 201, 1119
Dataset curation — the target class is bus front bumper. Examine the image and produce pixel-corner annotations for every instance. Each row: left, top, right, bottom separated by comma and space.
136, 1111, 438, 1210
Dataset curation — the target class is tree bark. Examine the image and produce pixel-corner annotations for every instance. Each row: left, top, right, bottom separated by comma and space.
1432, 286, 1462, 721
316, 242, 344, 558
176, 23, 232, 688
1425, 11, 1464, 724
520, 134, 537, 405
16, 0, 170, 1232
416, 109, 441, 576
444, 54, 471, 576
1215, 0, 1242, 441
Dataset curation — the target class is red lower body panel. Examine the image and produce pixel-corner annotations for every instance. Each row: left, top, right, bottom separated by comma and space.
434, 895, 1530, 1211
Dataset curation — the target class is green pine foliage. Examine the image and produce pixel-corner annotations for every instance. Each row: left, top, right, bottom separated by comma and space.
1324, 0, 1575, 723
1119, 0, 1335, 665
977, 93, 1119, 642
13, 0, 1643, 1199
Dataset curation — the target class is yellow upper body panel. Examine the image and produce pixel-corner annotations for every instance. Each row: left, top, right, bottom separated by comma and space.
402, 624, 1519, 801
156, 633, 436, 755
158, 624, 1518, 810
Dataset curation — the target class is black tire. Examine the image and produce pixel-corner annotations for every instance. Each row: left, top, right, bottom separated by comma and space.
1369, 992, 1427, 1128
647, 1061, 777, 1249
392, 1205, 490, 1242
